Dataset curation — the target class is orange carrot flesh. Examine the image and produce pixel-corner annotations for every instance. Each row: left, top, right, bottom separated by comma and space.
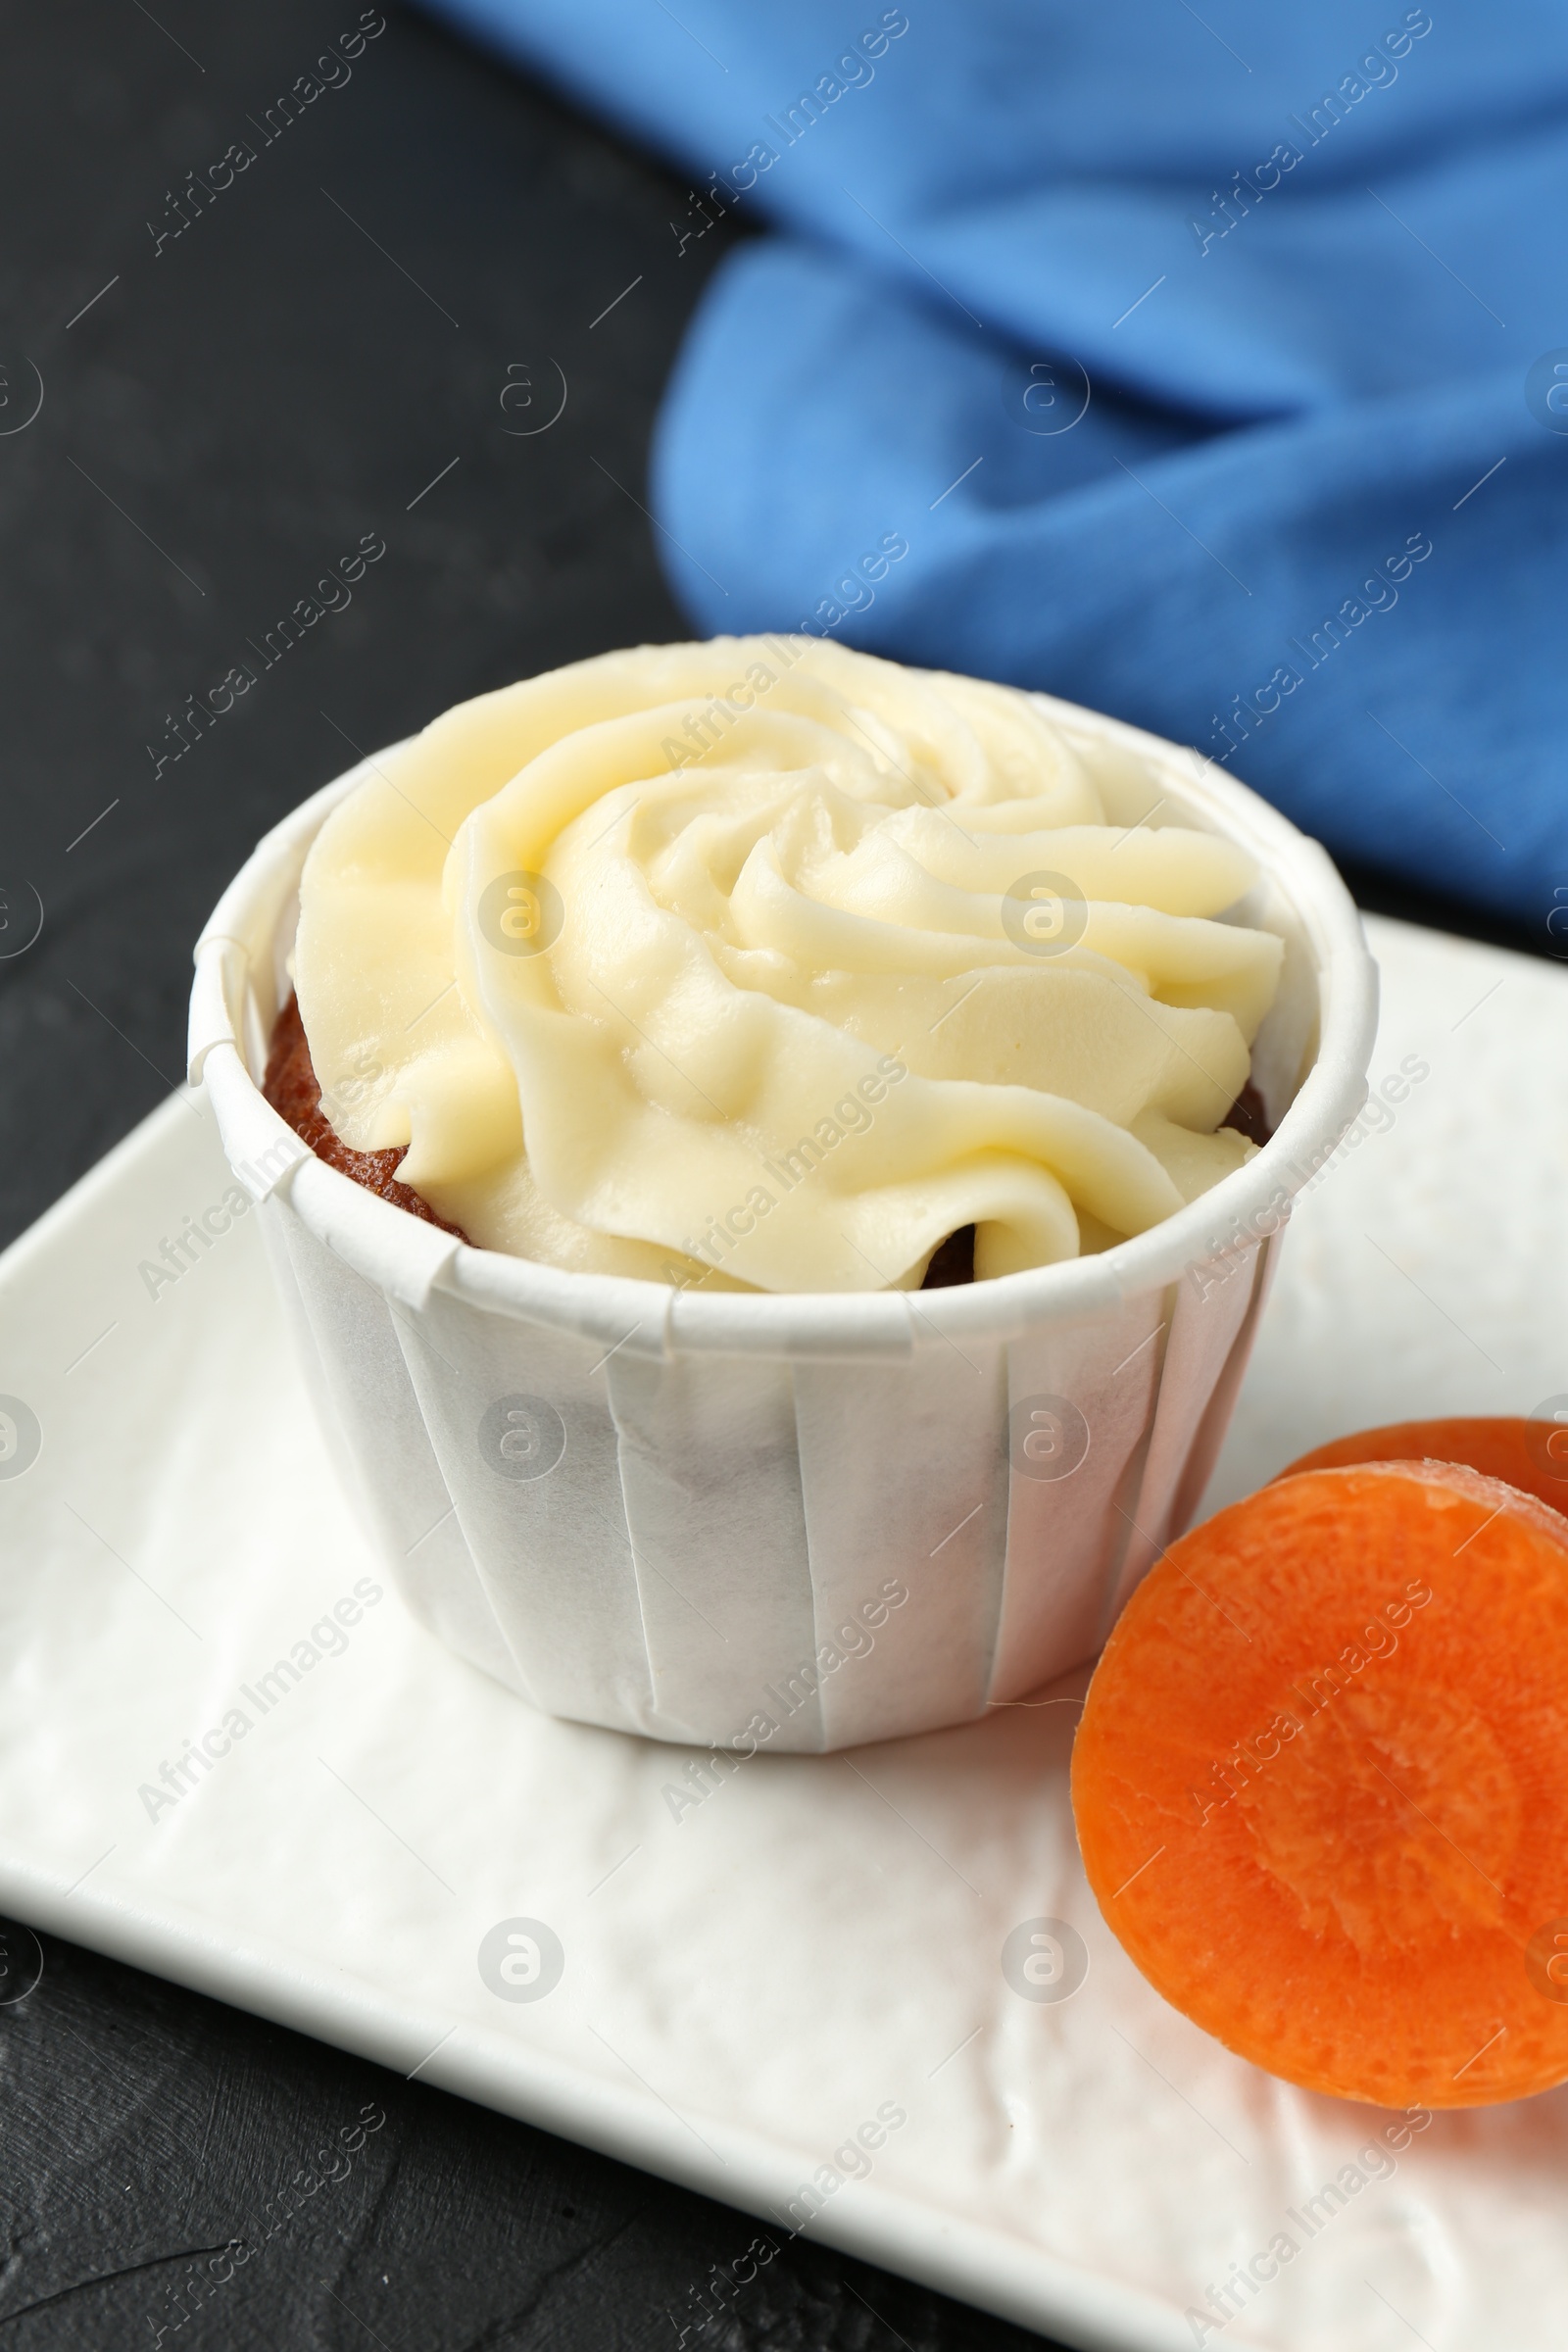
1278, 1416, 1568, 1518
1071, 1461, 1568, 2108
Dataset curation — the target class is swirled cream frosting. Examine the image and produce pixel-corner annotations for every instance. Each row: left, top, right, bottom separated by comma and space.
292, 638, 1283, 1292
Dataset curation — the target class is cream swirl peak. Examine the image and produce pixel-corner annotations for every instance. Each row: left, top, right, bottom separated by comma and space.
292, 638, 1283, 1292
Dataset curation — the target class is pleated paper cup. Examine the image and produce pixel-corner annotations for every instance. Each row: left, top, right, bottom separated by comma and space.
190, 692, 1376, 1753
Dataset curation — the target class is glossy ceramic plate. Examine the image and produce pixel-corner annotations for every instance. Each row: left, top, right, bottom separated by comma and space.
1, 914, 1564, 2352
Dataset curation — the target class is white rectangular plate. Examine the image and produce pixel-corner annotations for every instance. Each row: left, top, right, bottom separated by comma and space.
2, 913, 1565, 2352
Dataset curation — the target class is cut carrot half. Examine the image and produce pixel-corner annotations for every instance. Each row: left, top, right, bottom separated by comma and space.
1278, 1416, 1568, 1518
1072, 1461, 1568, 2108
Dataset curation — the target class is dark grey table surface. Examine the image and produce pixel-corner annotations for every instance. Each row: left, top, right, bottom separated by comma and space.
0, 5, 1551, 2347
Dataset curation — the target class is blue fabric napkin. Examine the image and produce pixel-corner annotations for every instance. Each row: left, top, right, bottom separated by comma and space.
425, 0, 1568, 921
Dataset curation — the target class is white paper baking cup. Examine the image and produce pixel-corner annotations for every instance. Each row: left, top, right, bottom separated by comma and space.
190, 692, 1376, 1752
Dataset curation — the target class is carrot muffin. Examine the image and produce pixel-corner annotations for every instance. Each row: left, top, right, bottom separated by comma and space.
269, 637, 1282, 1292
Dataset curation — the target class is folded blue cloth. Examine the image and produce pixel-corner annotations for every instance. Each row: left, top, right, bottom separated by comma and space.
426, 0, 1568, 920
